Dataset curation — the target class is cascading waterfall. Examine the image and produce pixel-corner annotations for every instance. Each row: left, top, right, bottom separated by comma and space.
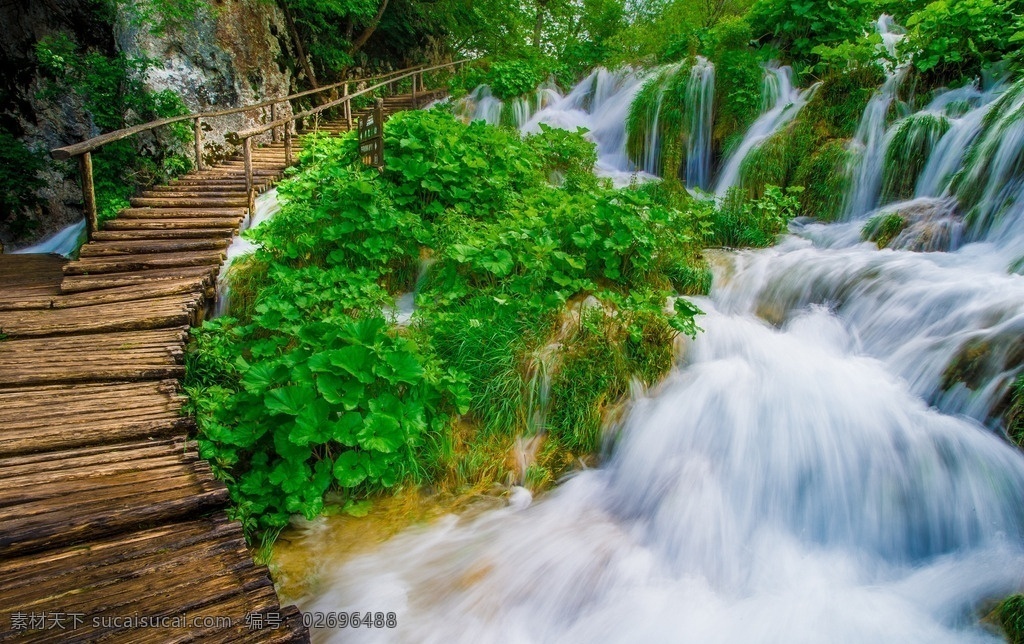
11, 219, 87, 257
638, 64, 679, 177
685, 57, 715, 190
843, 15, 908, 218
455, 81, 562, 130
288, 44, 1024, 643
915, 84, 996, 198
630, 56, 715, 189
714, 65, 816, 196
213, 188, 281, 317
455, 68, 654, 186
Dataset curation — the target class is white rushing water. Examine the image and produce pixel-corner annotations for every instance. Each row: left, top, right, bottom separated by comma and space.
714, 65, 817, 196
11, 219, 86, 257
843, 16, 909, 218
456, 68, 656, 186
684, 57, 716, 190
294, 39, 1024, 642
213, 188, 281, 317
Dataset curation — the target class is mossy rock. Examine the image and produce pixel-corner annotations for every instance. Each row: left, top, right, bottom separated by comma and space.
862, 212, 908, 249
996, 594, 1024, 643
794, 138, 851, 222
881, 113, 950, 204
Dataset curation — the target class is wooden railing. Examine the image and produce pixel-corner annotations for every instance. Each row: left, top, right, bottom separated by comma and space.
234, 59, 472, 211
50, 61, 471, 239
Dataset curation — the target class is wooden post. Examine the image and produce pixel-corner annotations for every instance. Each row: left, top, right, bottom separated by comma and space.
345, 83, 352, 130
79, 152, 98, 240
243, 137, 254, 215
411, 73, 417, 108
284, 121, 292, 166
193, 117, 204, 172
271, 103, 278, 143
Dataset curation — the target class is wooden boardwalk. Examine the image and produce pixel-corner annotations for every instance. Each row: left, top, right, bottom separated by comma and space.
0, 92, 437, 642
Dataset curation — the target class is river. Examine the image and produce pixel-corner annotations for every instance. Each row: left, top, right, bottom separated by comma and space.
276, 43, 1024, 642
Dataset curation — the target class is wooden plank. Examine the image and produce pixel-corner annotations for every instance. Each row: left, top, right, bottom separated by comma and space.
0, 294, 199, 337
91, 228, 237, 241
61, 266, 218, 293
117, 207, 247, 219
80, 238, 230, 256
63, 250, 226, 275
103, 218, 243, 230
129, 196, 249, 208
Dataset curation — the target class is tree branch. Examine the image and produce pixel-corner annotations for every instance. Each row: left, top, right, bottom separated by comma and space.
348, 0, 391, 56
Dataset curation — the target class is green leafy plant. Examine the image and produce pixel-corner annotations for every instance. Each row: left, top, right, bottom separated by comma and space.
188, 110, 707, 540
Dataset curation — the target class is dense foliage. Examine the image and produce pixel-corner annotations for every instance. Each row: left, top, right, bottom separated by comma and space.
186, 111, 719, 536
33, 33, 193, 224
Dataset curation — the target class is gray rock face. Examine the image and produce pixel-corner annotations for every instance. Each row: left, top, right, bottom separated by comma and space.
114, 0, 295, 160
2, 0, 295, 250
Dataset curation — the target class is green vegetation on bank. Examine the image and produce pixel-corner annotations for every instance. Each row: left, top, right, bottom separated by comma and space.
184, 110, 802, 538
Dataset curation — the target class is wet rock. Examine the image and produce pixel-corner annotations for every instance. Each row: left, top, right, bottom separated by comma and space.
863, 197, 964, 252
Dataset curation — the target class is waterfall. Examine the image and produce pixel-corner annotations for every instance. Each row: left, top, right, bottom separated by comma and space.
213, 188, 281, 318
454, 68, 654, 186
714, 65, 815, 196
289, 57, 1024, 642
11, 220, 87, 257
639, 64, 678, 177
843, 15, 908, 218
685, 57, 716, 190
455, 81, 562, 130
522, 68, 654, 186
915, 84, 995, 198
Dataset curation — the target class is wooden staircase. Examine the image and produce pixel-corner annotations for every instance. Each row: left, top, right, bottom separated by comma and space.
0, 90, 443, 642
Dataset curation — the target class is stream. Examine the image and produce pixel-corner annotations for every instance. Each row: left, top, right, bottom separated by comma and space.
277, 34, 1024, 641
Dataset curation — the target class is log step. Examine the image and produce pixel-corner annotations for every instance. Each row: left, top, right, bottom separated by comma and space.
80, 238, 231, 257
64, 250, 227, 275
0, 293, 201, 337
60, 265, 218, 293
130, 197, 249, 208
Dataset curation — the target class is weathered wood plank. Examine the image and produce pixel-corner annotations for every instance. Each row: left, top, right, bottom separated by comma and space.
63, 250, 226, 275
60, 265, 218, 293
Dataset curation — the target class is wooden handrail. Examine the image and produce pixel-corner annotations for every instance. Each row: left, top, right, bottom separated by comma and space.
235, 58, 472, 213
50, 66, 424, 161
236, 59, 471, 139
53, 58, 475, 239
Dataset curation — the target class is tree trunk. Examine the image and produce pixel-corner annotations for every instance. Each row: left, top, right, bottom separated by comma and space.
349, 0, 391, 56
278, 0, 319, 88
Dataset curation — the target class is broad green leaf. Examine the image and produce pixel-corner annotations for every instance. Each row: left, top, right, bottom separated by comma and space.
333, 450, 367, 487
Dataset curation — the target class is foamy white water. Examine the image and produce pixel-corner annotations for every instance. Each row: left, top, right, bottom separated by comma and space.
292, 46, 1024, 643
456, 69, 657, 187
714, 66, 816, 196
11, 219, 86, 257
213, 188, 281, 317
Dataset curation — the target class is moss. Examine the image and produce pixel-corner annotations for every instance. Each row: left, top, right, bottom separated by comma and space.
862, 212, 908, 249
794, 139, 852, 221
802, 67, 885, 140
548, 307, 630, 453
1006, 374, 1024, 447
221, 255, 271, 321
736, 119, 819, 199
705, 18, 764, 153
547, 304, 675, 455
881, 113, 950, 203
997, 595, 1024, 644
737, 130, 791, 197
941, 339, 993, 392
669, 255, 713, 295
